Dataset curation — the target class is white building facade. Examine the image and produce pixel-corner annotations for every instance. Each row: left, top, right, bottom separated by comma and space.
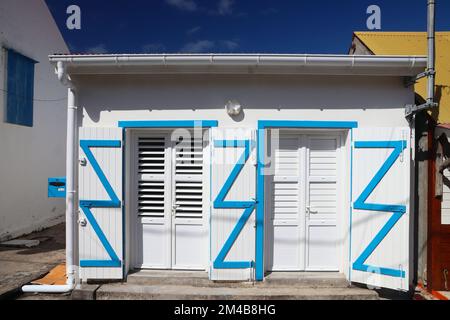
50, 54, 426, 292
0, 0, 68, 240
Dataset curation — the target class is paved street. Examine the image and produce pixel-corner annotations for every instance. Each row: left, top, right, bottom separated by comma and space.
0, 223, 65, 299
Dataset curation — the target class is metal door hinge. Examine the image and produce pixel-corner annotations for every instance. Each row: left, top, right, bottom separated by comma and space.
78, 217, 87, 227
79, 157, 87, 166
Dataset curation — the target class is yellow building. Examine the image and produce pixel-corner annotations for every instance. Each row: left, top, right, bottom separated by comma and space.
350, 32, 450, 124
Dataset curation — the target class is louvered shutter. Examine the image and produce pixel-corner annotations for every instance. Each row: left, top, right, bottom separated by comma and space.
174, 134, 204, 219
138, 136, 168, 218
305, 136, 340, 271
267, 134, 302, 270
135, 134, 171, 268
172, 131, 208, 269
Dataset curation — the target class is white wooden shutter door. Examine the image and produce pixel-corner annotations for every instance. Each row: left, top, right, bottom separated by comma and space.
306, 135, 340, 271
79, 127, 123, 280
351, 127, 410, 291
268, 134, 303, 271
135, 134, 171, 269
210, 128, 256, 281
172, 131, 207, 269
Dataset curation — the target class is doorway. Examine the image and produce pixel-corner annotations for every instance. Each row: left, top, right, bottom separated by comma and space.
266, 131, 343, 272
130, 129, 209, 270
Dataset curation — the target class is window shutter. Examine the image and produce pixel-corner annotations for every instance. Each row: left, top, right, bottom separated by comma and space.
6, 49, 36, 127
137, 136, 167, 218
174, 135, 204, 219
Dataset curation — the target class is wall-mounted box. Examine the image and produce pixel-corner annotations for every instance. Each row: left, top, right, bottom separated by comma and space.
48, 177, 66, 198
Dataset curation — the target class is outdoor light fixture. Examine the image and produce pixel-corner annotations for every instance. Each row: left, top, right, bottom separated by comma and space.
226, 100, 242, 116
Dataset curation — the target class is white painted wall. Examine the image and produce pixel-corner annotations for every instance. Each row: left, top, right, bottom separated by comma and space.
74, 72, 415, 283
75, 74, 413, 128
0, 0, 69, 240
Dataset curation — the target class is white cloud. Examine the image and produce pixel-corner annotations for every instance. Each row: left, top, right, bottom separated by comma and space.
187, 26, 201, 35
142, 43, 166, 52
180, 39, 239, 53
181, 40, 215, 53
220, 40, 239, 51
165, 0, 198, 12
85, 44, 108, 54
217, 0, 234, 15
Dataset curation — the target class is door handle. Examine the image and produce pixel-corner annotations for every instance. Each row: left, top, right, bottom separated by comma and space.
172, 204, 180, 216
306, 207, 318, 215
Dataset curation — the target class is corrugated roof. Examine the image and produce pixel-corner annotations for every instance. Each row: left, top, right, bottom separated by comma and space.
354, 32, 450, 124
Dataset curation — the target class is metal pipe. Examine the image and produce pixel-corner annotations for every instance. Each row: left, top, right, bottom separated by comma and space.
427, 0, 436, 103
22, 79, 77, 294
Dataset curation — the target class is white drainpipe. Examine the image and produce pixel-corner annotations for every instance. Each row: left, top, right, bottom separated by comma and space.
22, 62, 77, 294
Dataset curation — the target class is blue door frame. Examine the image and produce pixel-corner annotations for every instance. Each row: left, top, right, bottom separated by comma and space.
255, 121, 358, 281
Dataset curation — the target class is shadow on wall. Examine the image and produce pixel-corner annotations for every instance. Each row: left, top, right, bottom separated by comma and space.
73, 74, 412, 124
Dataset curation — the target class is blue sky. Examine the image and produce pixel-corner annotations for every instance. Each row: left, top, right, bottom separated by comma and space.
45, 0, 450, 54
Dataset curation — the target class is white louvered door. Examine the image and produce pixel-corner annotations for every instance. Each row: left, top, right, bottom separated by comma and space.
305, 135, 340, 271
133, 130, 208, 270
135, 134, 172, 269
268, 132, 341, 272
268, 134, 305, 271
171, 132, 208, 269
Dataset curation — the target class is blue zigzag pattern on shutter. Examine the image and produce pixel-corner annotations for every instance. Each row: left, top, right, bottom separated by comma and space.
353, 140, 407, 278
213, 140, 256, 269
79, 140, 122, 268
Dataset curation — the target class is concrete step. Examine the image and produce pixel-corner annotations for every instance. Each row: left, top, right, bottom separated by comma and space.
261, 272, 350, 288
96, 283, 379, 300
127, 270, 350, 288
127, 270, 212, 287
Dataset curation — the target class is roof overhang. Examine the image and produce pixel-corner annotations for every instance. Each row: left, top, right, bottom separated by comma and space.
49, 53, 427, 76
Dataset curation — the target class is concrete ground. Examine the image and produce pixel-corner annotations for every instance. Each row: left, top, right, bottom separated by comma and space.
0, 223, 65, 299
0, 224, 418, 301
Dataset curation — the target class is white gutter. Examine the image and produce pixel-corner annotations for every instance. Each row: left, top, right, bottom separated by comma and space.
48, 54, 427, 73
22, 64, 77, 294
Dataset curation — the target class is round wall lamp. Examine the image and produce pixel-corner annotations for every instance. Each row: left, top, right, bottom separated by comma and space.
225, 100, 242, 116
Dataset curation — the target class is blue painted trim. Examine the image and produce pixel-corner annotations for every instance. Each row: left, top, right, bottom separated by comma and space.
255, 120, 359, 281
348, 130, 354, 281
213, 205, 256, 269
353, 141, 406, 214
255, 128, 265, 281
118, 120, 218, 128
209, 133, 213, 277
213, 140, 254, 209
80, 140, 121, 206
213, 139, 256, 269
79, 140, 122, 268
121, 129, 126, 278
80, 260, 121, 268
79, 205, 121, 267
258, 120, 358, 130
352, 140, 407, 278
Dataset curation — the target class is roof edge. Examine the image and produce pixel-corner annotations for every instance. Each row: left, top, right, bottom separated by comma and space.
49, 53, 427, 76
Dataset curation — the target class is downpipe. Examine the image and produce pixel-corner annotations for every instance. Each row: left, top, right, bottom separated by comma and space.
406, 0, 438, 118
22, 63, 77, 294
